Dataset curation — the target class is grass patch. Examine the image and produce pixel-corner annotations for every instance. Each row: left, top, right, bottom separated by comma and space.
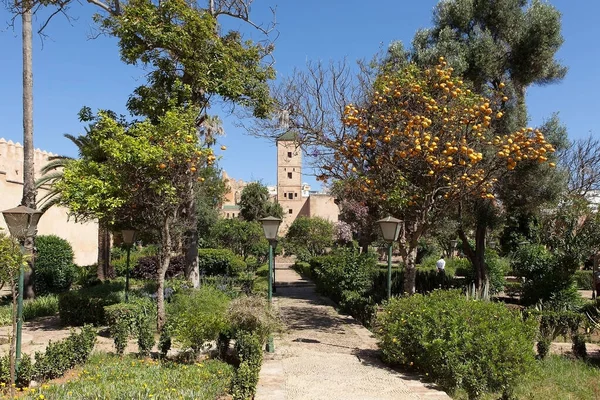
0, 295, 58, 326
20, 353, 234, 399
454, 355, 600, 399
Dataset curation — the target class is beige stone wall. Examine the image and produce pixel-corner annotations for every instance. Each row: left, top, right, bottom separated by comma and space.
0, 138, 98, 266
308, 195, 339, 224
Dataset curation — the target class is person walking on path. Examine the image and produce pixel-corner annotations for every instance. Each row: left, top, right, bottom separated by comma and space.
436, 255, 446, 288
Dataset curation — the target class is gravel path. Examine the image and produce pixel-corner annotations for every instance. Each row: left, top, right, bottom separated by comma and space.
255, 264, 451, 400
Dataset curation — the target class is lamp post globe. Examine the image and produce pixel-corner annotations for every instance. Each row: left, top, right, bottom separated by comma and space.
260, 216, 282, 353
376, 216, 402, 300
2, 205, 43, 382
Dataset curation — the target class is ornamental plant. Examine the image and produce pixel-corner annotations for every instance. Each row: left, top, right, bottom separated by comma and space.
378, 290, 536, 399
319, 59, 555, 293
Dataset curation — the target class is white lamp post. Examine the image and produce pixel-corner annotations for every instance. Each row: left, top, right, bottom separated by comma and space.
121, 229, 136, 302
376, 216, 402, 300
1, 205, 42, 380
260, 216, 282, 353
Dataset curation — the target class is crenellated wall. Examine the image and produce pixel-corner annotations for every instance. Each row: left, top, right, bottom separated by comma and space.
0, 138, 98, 265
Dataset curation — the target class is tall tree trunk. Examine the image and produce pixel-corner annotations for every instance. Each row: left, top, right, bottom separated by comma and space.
402, 247, 418, 295
458, 223, 489, 292
183, 183, 199, 287
21, 2, 36, 299
9, 280, 17, 396
97, 223, 111, 280
157, 215, 172, 331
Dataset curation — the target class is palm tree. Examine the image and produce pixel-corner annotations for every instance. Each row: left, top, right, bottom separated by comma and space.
36, 132, 112, 280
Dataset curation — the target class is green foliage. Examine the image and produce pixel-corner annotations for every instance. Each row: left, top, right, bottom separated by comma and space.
197, 248, 245, 276
58, 282, 124, 326
378, 290, 537, 399
23, 353, 234, 399
105, 297, 156, 356
0, 295, 58, 326
512, 244, 582, 307
310, 249, 378, 325
231, 331, 263, 400
239, 182, 283, 222
574, 270, 593, 290
168, 286, 231, 354
0, 230, 27, 286
158, 325, 172, 359
34, 235, 76, 296
34, 325, 97, 381
528, 308, 587, 359
197, 167, 229, 248
209, 219, 269, 262
284, 217, 334, 261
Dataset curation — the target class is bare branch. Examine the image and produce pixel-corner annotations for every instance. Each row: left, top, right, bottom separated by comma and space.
560, 134, 600, 198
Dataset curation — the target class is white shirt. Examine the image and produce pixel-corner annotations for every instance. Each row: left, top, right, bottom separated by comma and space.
436, 258, 446, 270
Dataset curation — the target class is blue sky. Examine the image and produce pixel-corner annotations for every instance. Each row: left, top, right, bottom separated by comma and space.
0, 0, 598, 190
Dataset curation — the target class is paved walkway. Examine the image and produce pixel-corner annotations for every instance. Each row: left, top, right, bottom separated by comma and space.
255, 263, 451, 400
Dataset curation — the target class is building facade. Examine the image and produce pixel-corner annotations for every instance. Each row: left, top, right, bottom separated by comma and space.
0, 138, 98, 265
220, 132, 339, 232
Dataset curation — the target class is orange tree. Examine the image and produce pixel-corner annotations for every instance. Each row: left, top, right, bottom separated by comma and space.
54, 107, 213, 330
319, 58, 555, 294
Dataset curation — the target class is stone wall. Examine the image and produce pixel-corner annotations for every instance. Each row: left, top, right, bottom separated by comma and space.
308, 194, 339, 224
0, 138, 98, 265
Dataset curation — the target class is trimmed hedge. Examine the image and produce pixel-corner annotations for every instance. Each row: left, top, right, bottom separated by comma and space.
378, 290, 537, 399
34, 235, 76, 296
231, 331, 263, 400
58, 283, 123, 326
198, 249, 246, 276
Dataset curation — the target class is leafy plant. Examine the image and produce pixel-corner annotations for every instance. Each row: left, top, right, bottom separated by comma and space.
58, 282, 124, 326
284, 217, 334, 261
167, 286, 231, 355
231, 331, 263, 400
197, 249, 245, 276
378, 290, 537, 399
33, 235, 76, 296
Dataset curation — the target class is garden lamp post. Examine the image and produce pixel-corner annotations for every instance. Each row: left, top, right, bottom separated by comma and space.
450, 239, 458, 258
1, 205, 42, 378
260, 216, 282, 353
121, 229, 136, 302
376, 216, 402, 300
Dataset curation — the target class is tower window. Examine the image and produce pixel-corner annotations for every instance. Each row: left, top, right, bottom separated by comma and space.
284, 193, 287, 198
287, 151, 292, 158
294, 193, 298, 198
288, 192, 294, 199
289, 209, 293, 214
293, 168, 295, 172
288, 172, 292, 179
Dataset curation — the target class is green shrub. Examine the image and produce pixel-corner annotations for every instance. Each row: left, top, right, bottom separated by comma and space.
310, 248, 377, 325
58, 282, 124, 326
284, 216, 334, 261
378, 290, 536, 399
529, 308, 587, 359
168, 285, 231, 354
34, 235, 76, 296
231, 331, 263, 400
574, 270, 593, 290
34, 325, 97, 380
292, 261, 312, 279
158, 326, 172, 358
105, 298, 156, 356
198, 249, 240, 276
23, 295, 58, 320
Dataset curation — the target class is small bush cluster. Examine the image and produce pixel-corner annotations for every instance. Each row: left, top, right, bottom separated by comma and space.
310, 248, 378, 325
0, 325, 97, 387
167, 285, 231, 355
105, 297, 156, 356
58, 282, 123, 326
34, 235, 76, 296
0, 295, 59, 326
198, 249, 246, 276
130, 255, 185, 280
231, 331, 263, 400
378, 290, 537, 399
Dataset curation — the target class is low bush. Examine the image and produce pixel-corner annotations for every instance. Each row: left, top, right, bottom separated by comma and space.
310, 248, 378, 326
0, 295, 59, 326
574, 270, 593, 290
378, 290, 537, 399
130, 255, 185, 280
168, 285, 231, 355
227, 295, 280, 343
198, 249, 243, 276
33, 324, 97, 381
34, 235, 76, 296
105, 297, 156, 355
292, 261, 312, 279
231, 331, 263, 400
58, 282, 124, 326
